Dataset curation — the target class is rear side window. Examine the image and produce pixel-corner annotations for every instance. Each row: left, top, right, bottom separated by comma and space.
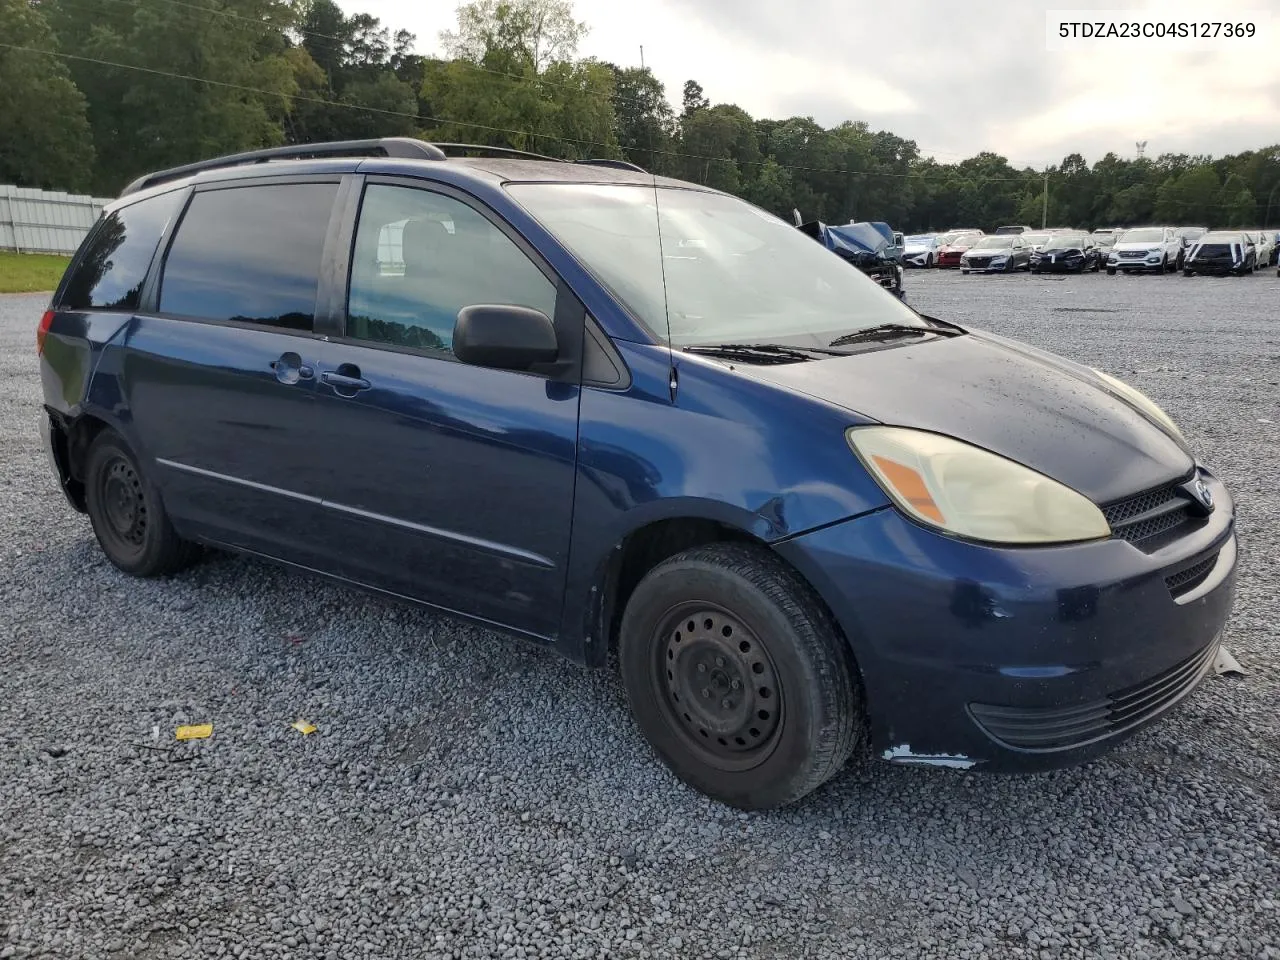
60, 190, 184, 311
159, 183, 338, 330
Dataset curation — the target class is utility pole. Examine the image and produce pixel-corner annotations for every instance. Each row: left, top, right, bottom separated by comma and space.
640, 46, 645, 70
1041, 169, 1049, 228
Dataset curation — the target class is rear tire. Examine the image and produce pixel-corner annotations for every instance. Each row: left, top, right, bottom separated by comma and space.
84, 431, 200, 577
618, 542, 862, 810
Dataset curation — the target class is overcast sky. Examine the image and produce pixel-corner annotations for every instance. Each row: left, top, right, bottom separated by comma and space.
357, 0, 1279, 169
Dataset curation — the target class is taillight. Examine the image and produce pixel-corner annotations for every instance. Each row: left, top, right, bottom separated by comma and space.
37, 310, 54, 355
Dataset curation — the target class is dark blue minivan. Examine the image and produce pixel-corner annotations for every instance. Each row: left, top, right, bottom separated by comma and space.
37, 139, 1237, 809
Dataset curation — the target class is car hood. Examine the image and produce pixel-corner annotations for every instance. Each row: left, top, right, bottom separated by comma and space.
1036, 245, 1085, 255
963, 248, 1009, 257
737, 331, 1192, 504
1113, 241, 1161, 252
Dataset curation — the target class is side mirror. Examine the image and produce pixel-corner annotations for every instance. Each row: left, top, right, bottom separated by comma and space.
454, 304, 558, 371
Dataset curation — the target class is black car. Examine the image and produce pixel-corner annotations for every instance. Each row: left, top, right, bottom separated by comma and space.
1030, 233, 1100, 273
1182, 232, 1257, 276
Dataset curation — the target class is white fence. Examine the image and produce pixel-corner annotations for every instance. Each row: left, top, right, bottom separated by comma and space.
0, 185, 113, 256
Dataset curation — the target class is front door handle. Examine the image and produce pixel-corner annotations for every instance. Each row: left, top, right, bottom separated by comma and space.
321, 365, 371, 394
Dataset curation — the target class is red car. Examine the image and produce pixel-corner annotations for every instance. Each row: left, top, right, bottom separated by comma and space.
936, 232, 983, 268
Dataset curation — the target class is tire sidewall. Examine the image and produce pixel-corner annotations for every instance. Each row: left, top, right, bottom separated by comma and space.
84, 433, 175, 576
619, 557, 850, 810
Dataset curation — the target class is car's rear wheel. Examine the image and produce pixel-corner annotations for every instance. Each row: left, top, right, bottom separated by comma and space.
618, 542, 862, 810
84, 430, 199, 577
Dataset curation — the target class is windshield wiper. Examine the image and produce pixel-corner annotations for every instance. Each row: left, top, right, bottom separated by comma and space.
682, 343, 845, 363
828, 323, 943, 348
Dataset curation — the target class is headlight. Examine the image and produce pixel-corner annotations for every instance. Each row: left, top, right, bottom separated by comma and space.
990, 255, 1007, 263
846, 427, 1111, 544
1090, 369, 1188, 448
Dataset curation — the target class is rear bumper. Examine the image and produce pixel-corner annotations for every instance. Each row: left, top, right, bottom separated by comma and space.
39, 410, 83, 512
775, 467, 1237, 772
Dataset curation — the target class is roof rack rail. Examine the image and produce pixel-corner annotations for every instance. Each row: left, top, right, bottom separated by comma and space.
431, 143, 563, 162
118, 137, 447, 197
575, 158, 648, 173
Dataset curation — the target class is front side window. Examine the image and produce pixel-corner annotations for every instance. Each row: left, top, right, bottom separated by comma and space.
60, 190, 184, 312
346, 184, 557, 354
507, 183, 925, 347
158, 183, 338, 330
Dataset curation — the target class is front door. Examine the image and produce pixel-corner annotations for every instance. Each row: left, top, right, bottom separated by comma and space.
308, 181, 582, 639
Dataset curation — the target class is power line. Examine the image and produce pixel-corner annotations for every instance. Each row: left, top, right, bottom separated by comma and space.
2, 42, 1045, 184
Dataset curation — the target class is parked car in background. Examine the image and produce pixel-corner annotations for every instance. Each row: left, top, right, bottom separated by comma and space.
1021, 232, 1051, 253
1093, 232, 1118, 260
1030, 232, 1100, 273
1172, 227, 1208, 269
39, 137, 1237, 810
960, 234, 1031, 273
936, 232, 983, 268
797, 217, 906, 297
902, 234, 942, 267
1182, 232, 1257, 276
1106, 226, 1181, 274
994, 224, 1034, 235
1247, 230, 1276, 267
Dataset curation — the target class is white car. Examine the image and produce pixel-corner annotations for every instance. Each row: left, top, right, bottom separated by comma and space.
1020, 232, 1051, 253
1247, 230, 1276, 267
902, 234, 941, 267
1106, 226, 1181, 274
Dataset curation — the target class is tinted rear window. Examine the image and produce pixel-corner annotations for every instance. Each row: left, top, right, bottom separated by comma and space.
59, 190, 184, 311
159, 183, 338, 330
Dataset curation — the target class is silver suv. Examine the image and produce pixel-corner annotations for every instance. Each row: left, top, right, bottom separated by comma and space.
1106, 226, 1181, 275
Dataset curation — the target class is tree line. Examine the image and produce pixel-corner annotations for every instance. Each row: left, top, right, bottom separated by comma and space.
2, 0, 1278, 232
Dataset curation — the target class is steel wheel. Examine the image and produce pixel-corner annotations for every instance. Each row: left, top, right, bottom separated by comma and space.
96, 453, 149, 561
653, 602, 783, 772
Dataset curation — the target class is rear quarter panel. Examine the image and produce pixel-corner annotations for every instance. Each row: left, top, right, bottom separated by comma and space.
40, 312, 134, 417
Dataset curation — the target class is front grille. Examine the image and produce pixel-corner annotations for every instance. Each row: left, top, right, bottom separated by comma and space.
969, 640, 1217, 751
1165, 553, 1218, 597
1101, 479, 1202, 552
1119, 250, 1146, 259
967, 256, 992, 267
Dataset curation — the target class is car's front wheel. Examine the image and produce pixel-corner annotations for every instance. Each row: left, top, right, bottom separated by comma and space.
619, 542, 862, 810
1183, 268, 1194, 277
1106, 267, 1116, 275
84, 430, 200, 577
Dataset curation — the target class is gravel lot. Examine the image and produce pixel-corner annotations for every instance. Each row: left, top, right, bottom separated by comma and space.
2, 270, 1278, 960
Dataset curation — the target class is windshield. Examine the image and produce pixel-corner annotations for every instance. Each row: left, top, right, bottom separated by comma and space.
971, 237, 1014, 250
1121, 228, 1165, 243
507, 183, 925, 347
905, 235, 933, 245
1021, 233, 1049, 245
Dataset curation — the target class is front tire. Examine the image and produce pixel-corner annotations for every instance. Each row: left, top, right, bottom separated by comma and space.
1183, 268, 1194, 277
1106, 267, 1116, 276
84, 430, 199, 577
619, 543, 862, 810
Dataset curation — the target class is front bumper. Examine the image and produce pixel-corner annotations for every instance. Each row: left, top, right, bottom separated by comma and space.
776, 467, 1237, 772
959, 260, 1010, 273
1187, 261, 1245, 276
1031, 254, 1087, 272
903, 252, 933, 267
1109, 255, 1164, 271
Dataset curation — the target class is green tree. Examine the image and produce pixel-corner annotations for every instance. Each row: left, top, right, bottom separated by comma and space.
1223, 185, 1256, 228
442, 0, 586, 73
607, 65, 674, 172
43, 0, 299, 194
1154, 165, 1220, 224
0, 0, 95, 191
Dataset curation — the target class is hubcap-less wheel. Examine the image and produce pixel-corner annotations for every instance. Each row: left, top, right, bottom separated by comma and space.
99, 455, 148, 554
657, 604, 782, 771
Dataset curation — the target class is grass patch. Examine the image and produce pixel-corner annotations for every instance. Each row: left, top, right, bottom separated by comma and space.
0, 251, 70, 294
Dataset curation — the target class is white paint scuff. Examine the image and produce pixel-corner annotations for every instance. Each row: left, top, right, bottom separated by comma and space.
883, 744, 977, 770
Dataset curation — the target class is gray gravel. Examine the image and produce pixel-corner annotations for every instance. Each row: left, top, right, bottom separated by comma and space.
2, 270, 1279, 960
